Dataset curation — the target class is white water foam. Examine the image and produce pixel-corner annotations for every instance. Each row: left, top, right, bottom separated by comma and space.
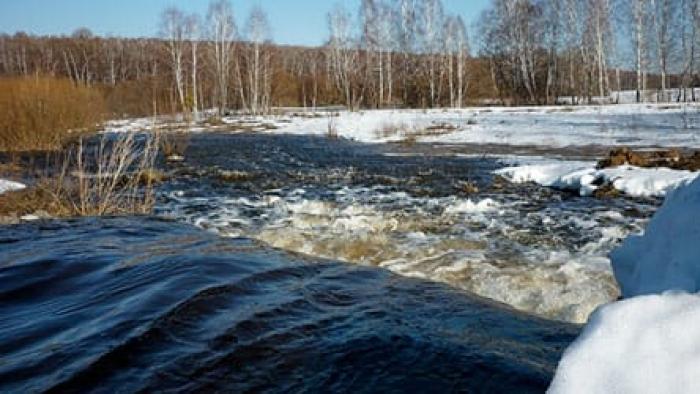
161, 185, 648, 323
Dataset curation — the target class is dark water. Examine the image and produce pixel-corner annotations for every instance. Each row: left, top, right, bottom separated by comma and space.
2, 133, 661, 392
0, 217, 579, 393
158, 134, 657, 322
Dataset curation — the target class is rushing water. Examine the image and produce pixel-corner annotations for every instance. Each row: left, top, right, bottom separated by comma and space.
0, 133, 661, 391
0, 217, 578, 392
158, 134, 657, 323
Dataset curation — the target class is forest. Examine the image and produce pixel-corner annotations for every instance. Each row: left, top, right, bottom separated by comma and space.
0, 0, 698, 117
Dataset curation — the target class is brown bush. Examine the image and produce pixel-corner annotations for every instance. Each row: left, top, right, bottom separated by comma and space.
0, 77, 105, 152
160, 132, 189, 158
0, 130, 161, 218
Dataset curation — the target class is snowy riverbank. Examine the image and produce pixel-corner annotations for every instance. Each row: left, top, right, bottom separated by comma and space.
104, 103, 700, 148
550, 176, 700, 392
495, 160, 699, 198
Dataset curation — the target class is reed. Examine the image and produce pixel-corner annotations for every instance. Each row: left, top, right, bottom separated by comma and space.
0, 76, 105, 152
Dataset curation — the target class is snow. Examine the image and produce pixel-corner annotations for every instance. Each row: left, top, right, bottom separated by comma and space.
495, 161, 699, 198
443, 198, 501, 214
104, 103, 700, 149
550, 176, 700, 393
548, 292, 700, 394
612, 176, 700, 297
263, 104, 700, 148
0, 179, 25, 195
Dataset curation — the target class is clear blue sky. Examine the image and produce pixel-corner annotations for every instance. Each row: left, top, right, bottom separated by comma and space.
0, 0, 490, 46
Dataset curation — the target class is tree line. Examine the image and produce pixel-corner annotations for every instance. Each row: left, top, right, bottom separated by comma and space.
1, 0, 699, 117
480, 0, 700, 104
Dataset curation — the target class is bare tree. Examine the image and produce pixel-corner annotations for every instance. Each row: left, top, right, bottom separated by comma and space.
207, 0, 237, 116
651, 0, 679, 101
630, 0, 651, 102
160, 8, 187, 113
327, 3, 362, 110
186, 14, 201, 119
416, 0, 444, 107
678, 0, 699, 101
361, 0, 382, 107
444, 15, 469, 108
588, 0, 613, 99
244, 5, 272, 115
396, 0, 416, 105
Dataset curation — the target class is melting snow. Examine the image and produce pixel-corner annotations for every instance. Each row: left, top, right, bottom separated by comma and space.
549, 292, 700, 394
551, 175, 700, 393
496, 161, 699, 198
0, 179, 25, 195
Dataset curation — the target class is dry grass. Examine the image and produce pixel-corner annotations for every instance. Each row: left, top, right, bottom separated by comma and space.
374, 120, 460, 145
375, 122, 409, 139
216, 170, 256, 183
0, 77, 105, 152
327, 114, 339, 138
0, 182, 72, 217
1, 130, 161, 218
161, 132, 189, 159
64, 131, 161, 216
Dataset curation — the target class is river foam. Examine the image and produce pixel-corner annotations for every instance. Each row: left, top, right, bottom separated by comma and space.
161, 184, 647, 323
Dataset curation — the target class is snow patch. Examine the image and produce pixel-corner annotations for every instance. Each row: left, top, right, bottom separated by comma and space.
612, 176, 700, 297
496, 161, 699, 198
0, 179, 25, 195
551, 175, 700, 393
549, 292, 700, 394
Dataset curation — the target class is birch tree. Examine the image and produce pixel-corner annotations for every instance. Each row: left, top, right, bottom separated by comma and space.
678, 0, 699, 101
361, 0, 382, 107
587, 0, 613, 99
444, 15, 469, 107
244, 5, 272, 115
651, 0, 679, 101
396, 0, 416, 104
416, 0, 444, 107
160, 8, 187, 113
207, 0, 236, 116
631, 0, 651, 102
327, 3, 362, 110
186, 14, 201, 119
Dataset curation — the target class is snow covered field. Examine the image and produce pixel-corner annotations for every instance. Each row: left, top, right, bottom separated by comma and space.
104, 103, 700, 148
266, 104, 700, 148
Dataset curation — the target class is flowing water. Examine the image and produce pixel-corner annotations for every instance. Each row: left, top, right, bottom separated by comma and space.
1, 217, 577, 392
159, 134, 657, 323
0, 133, 660, 391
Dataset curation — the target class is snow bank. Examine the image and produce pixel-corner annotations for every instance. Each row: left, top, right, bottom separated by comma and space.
550, 176, 700, 393
548, 292, 700, 393
496, 162, 699, 198
612, 176, 700, 297
105, 104, 700, 148
0, 179, 25, 195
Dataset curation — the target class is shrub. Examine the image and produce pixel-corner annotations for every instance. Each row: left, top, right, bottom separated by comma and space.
160, 132, 189, 159
0, 77, 105, 152
327, 114, 339, 138
0, 130, 161, 218
375, 122, 407, 139
58, 131, 161, 216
